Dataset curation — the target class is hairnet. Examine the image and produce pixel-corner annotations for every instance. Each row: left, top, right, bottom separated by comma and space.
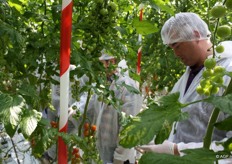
117, 59, 129, 76
99, 53, 115, 60
161, 12, 211, 45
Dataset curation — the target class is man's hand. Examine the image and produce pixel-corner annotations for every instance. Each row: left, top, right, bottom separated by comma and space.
136, 140, 179, 155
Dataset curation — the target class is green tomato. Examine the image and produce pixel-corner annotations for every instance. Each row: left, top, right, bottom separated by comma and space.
203, 88, 211, 96
100, 8, 108, 16
228, 143, 232, 151
217, 25, 231, 38
200, 79, 210, 87
82, 43, 87, 48
215, 45, 224, 53
210, 5, 226, 18
196, 85, 204, 95
216, 77, 224, 84
204, 58, 216, 69
214, 66, 225, 74
108, 2, 117, 11
211, 86, 219, 94
202, 69, 214, 78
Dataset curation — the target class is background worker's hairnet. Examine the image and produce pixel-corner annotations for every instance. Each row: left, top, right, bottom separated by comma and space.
161, 12, 211, 45
99, 53, 115, 60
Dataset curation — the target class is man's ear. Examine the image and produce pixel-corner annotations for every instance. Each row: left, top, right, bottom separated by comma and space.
193, 30, 200, 38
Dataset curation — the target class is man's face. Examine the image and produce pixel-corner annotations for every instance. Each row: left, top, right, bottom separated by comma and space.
101, 58, 116, 68
100, 58, 117, 78
169, 41, 204, 67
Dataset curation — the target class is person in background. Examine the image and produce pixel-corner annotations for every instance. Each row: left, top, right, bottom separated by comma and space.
87, 53, 143, 164
137, 12, 232, 163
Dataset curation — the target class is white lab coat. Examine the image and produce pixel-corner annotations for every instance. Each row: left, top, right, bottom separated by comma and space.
169, 41, 232, 163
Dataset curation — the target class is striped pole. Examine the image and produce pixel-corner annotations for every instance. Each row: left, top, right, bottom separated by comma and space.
136, 4, 144, 75
58, 0, 73, 163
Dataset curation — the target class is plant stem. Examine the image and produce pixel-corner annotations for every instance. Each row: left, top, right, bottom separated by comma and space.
10, 137, 20, 164
203, 78, 232, 149
203, 107, 220, 148
78, 76, 92, 137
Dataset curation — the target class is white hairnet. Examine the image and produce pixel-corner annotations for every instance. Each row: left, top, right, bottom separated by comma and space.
117, 59, 129, 76
161, 12, 211, 45
118, 59, 128, 69
99, 53, 115, 60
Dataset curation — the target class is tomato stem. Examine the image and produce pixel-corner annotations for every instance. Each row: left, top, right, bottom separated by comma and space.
78, 76, 93, 137
203, 77, 232, 148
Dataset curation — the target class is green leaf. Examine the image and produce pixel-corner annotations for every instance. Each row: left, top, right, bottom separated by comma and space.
133, 18, 158, 35
155, 120, 173, 144
204, 94, 232, 115
119, 96, 183, 148
20, 109, 42, 137
153, 0, 175, 15
139, 148, 216, 164
159, 92, 183, 108
121, 82, 140, 94
214, 116, 232, 131
0, 93, 25, 127
8, 1, 24, 14
182, 148, 217, 162
139, 152, 198, 164
18, 83, 38, 98
31, 127, 58, 157
4, 123, 17, 138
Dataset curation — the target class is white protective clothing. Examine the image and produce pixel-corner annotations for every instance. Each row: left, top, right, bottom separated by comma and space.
161, 12, 211, 45
169, 41, 232, 162
87, 60, 143, 164
170, 41, 232, 143
134, 41, 232, 164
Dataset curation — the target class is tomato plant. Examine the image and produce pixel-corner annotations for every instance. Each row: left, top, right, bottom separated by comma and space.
1, 0, 232, 163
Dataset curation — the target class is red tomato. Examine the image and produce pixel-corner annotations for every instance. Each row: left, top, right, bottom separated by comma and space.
91, 125, 97, 132
84, 122, 89, 130
50, 121, 58, 128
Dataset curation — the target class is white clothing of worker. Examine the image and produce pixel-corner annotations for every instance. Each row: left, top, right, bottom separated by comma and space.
137, 12, 232, 164
169, 41, 232, 164
87, 56, 143, 164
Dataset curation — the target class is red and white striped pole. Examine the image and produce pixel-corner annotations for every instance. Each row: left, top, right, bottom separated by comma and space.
59, 0, 73, 163
136, 4, 144, 75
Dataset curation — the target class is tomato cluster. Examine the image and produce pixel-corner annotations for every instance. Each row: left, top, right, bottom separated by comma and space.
80, 122, 101, 163
196, 58, 226, 96
83, 122, 97, 137
78, 1, 118, 55
71, 147, 81, 164
50, 121, 58, 128
210, 2, 232, 40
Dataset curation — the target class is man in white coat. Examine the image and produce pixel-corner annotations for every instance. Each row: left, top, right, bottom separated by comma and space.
87, 53, 143, 164
137, 12, 232, 163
